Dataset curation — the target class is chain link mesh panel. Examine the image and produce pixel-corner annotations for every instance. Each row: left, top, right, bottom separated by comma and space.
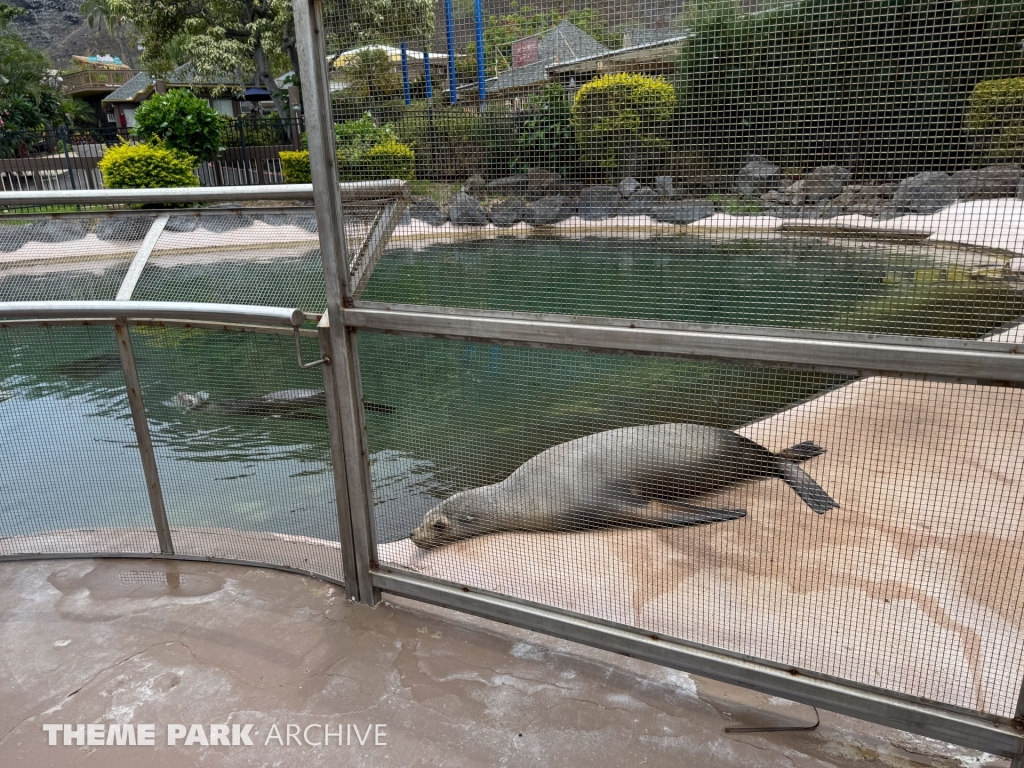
0, 325, 159, 554
0, 216, 145, 302
127, 325, 344, 582
360, 332, 1024, 718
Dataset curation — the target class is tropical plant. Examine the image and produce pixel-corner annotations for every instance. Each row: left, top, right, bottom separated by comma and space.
132, 89, 225, 159
336, 48, 402, 102
0, 3, 68, 133
98, 141, 199, 188
966, 78, 1024, 161
514, 83, 577, 175
571, 73, 676, 179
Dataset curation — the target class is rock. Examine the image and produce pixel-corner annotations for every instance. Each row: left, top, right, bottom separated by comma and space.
94, 216, 152, 241
737, 160, 781, 196
799, 166, 852, 203
165, 215, 201, 232
523, 195, 573, 226
201, 215, 255, 232
399, 208, 412, 226
0, 225, 30, 252
650, 201, 715, 225
487, 198, 526, 227
892, 172, 958, 214
654, 175, 674, 197
449, 192, 488, 226
620, 187, 657, 216
293, 214, 319, 232
527, 168, 561, 198
618, 177, 641, 198
461, 174, 486, 196
577, 185, 622, 220
953, 164, 1022, 199
765, 205, 824, 220
257, 214, 289, 226
486, 175, 529, 195
409, 196, 448, 226
27, 220, 87, 242
1018, 178, 1024, 200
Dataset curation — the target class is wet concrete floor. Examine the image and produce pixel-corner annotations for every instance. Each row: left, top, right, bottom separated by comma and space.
0, 558, 1009, 767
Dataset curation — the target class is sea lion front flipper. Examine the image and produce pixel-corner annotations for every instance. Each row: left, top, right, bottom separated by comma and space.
625, 502, 747, 529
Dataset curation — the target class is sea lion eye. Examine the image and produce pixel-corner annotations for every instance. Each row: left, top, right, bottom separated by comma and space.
432, 519, 448, 531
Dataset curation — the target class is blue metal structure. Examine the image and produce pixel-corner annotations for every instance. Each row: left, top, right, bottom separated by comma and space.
400, 42, 412, 106
444, 0, 457, 104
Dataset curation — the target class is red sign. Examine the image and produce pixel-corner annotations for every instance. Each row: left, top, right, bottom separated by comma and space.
512, 36, 539, 68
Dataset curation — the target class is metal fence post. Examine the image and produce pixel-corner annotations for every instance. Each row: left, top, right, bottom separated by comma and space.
293, 0, 381, 605
114, 322, 173, 554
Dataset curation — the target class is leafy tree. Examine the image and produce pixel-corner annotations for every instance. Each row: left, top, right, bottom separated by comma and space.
966, 78, 1024, 162
514, 83, 576, 175
676, 0, 1024, 177
336, 48, 402, 102
132, 89, 225, 159
0, 3, 72, 134
108, 0, 434, 119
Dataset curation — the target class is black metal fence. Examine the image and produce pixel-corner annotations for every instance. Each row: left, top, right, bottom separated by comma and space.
0, 117, 305, 192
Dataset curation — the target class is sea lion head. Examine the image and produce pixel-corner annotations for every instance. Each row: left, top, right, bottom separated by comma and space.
174, 391, 210, 411
410, 492, 483, 549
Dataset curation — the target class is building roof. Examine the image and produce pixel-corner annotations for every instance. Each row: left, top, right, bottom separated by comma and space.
103, 63, 241, 105
463, 20, 610, 96
545, 33, 693, 75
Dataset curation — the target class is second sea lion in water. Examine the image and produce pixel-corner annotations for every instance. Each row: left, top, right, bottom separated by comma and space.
411, 423, 837, 549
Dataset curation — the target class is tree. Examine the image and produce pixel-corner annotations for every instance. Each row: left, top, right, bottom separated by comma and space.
0, 3, 69, 134
108, 0, 434, 120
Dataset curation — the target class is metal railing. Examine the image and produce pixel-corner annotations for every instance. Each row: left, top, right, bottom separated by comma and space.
61, 69, 143, 96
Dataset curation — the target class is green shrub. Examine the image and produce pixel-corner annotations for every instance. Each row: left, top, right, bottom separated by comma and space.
279, 140, 415, 183
966, 78, 1024, 161
335, 113, 397, 163
571, 73, 675, 179
132, 89, 224, 160
356, 138, 415, 180
98, 141, 199, 189
279, 150, 312, 183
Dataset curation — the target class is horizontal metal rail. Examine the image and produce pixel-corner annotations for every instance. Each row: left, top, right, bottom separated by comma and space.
0, 301, 310, 328
0, 180, 410, 207
374, 568, 1024, 757
341, 305, 1024, 384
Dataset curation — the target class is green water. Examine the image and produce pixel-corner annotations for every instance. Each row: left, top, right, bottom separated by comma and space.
2, 235, 1021, 544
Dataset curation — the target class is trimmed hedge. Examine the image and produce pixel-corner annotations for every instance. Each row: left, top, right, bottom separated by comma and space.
571, 73, 675, 179
279, 150, 312, 183
98, 142, 199, 189
132, 89, 224, 160
279, 139, 415, 184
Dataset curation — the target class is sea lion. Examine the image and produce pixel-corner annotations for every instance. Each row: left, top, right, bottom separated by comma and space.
174, 388, 325, 416
410, 423, 837, 549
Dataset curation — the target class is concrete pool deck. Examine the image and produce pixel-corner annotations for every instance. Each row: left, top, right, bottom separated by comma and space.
0, 557, 1011, 767
379, 321, 1024, 717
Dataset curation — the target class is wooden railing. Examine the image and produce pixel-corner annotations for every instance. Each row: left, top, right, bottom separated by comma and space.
62, 69, 141, 95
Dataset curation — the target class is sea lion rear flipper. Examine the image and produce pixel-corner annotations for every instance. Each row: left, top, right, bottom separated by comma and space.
776, 460, 838, 513
776, 441, 827, 462
627, 503, 747, 528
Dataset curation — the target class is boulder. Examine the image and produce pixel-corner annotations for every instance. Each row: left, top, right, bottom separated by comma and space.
654, 175, 674, 197
619, 187, 657, 216
486, 175, 529, 196
487, 198, 526, 227
0, 225, 30, 252
892, 172, 958, 214
577, 185, 622, 220
449, 192, 488, 226
28, 220, 87, 243
409, 196, 448, 226
650, 201, 715, 225
165, 215, 201, 232
293, 214, 319, 233
737, 160, 781, 196
618, 177, 641, 198
524, 195, 573, 226
461, 174, 486, 196
799, 166, 851, 203
527, 168, 561, 198
94, 216, 152, 241
953, 164, 1022, 199
1018, 178, 1024, 200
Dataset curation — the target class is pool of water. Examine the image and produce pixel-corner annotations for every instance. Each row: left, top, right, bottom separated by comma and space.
2, 235, 1021, 546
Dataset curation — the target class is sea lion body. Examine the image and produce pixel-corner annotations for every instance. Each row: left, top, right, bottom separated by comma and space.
174, 388, 325, 416
411, 423, 836, 549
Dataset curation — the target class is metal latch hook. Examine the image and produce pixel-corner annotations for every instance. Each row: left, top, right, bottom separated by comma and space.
295, 327, 329, 369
